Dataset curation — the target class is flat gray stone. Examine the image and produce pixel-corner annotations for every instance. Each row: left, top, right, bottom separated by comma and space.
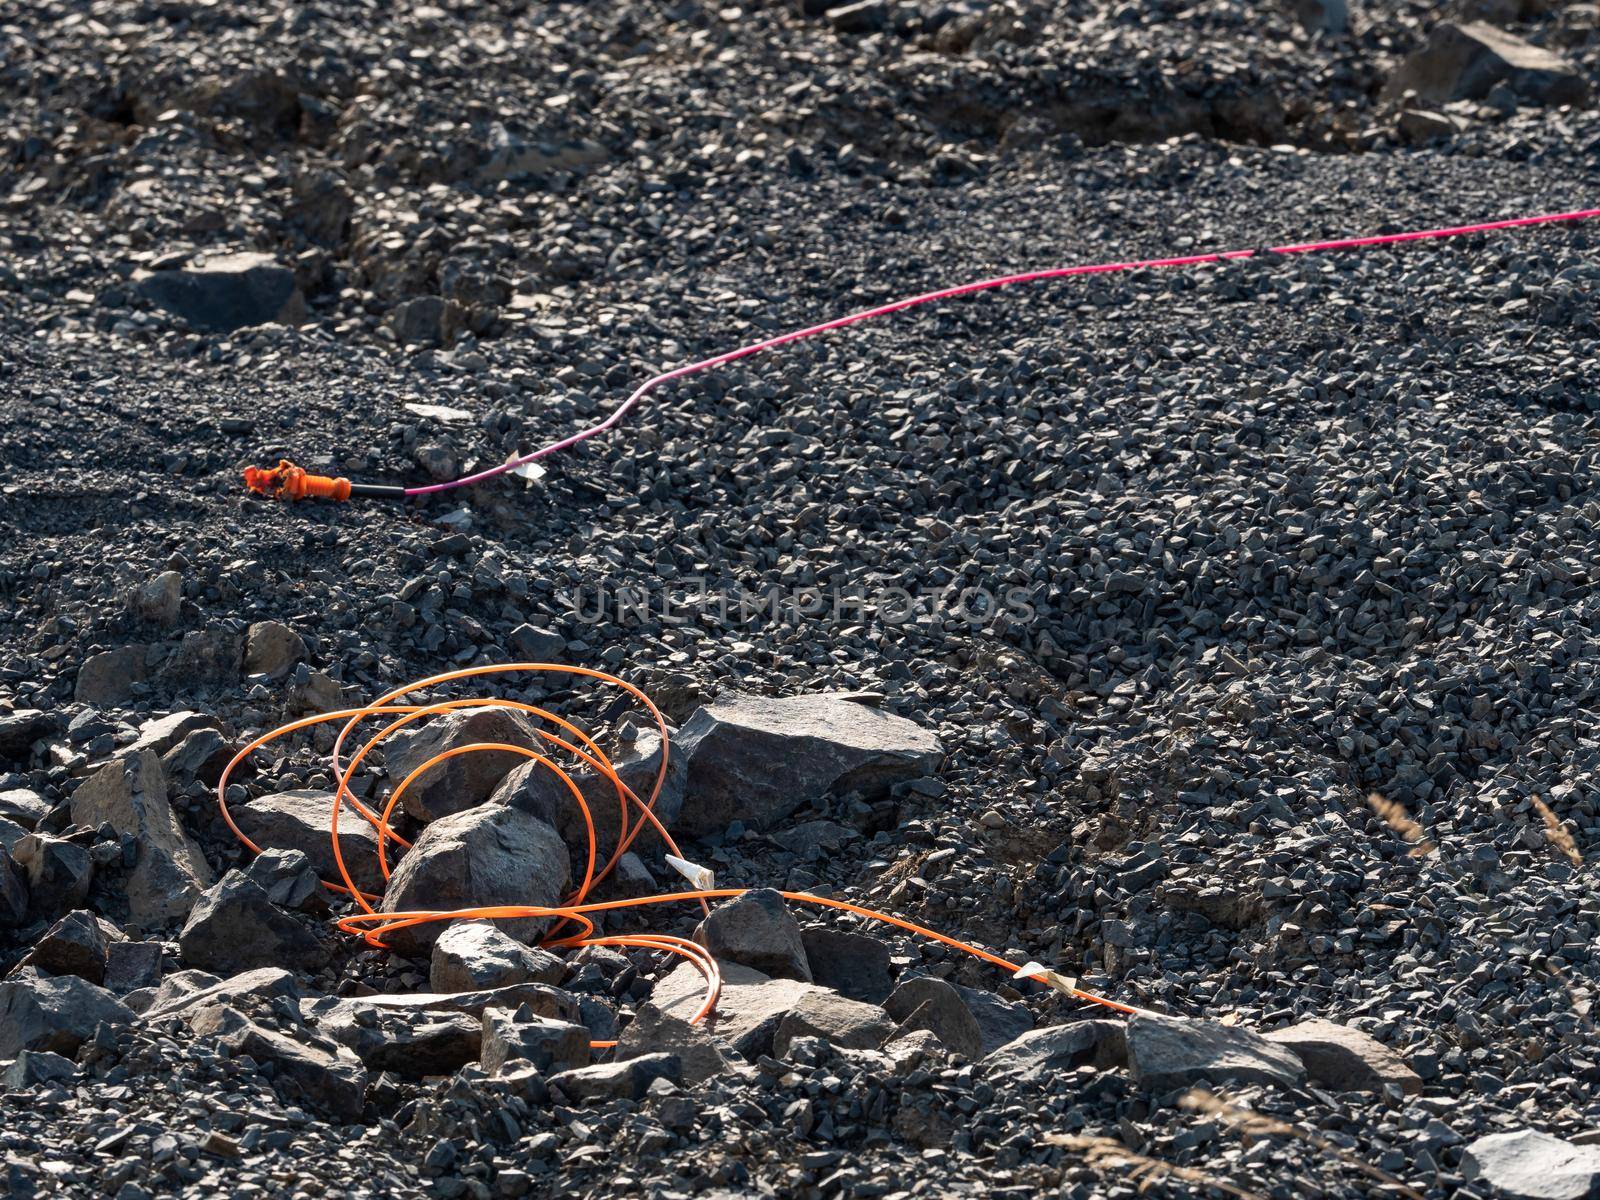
1127, 1013, 1305, 1093
1461, 1129, 1600, 1200
1263, 1018, 1423, 1095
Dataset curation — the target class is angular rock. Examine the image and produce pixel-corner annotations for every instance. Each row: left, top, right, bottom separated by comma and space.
136, 252, 306, 333
492, 723, 685, 858
0, 787, 51, 830
1126, 1014, 1305, 1093
480, 1004, 591, 1075
71, 750, 212, 927
244, 621, 307, 679
305, 979, 582, 1027
157, 626, 243, 688
0, 815, 27, 853
388, 296, 448, 346
103, 941, 164, 993
2, 1048, 75, 1089
773, 990, 894, 1058
693, 888, 811, 982
159, 727, 233, 787
673, 693, 943, 837
1397, 108, 1462, 145
232, 790, 384, 895
75, 646, 150, 706
318, 1005, 481, 1078
1282, 0, 1346, 34
802, 927, 894, 1003
12, 834, 92, 923
885, 977, 985, 1059
507, 623, 564, 660
129, 712, 221, 758
827, 0, 887, 33
0, 709, 55, 760
378, 708, 543, 823
0, 846, 27, 927
651, 960, 826, 1059
1461, 1129, 1600, 1200
430, 922, 565, 993
0, 968, 135, 1058
178, 870, 327, 974
981, 1021, 1128, 1085
188, 1004, 364, 1120
1386, 21, 1588, 106
613, 1002, 735, 1085
143, 966, 304, 1020
379, 802, 570, 955
1263, 1018, 1423, 1094
244, 847, 330, 914
131, 571, 183, 626
550, 1053, 682, 1103
18, 909, 122, 984
951, 982, 1034, 1055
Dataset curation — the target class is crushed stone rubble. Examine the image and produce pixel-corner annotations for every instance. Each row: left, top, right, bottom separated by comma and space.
3, 0, 1600, 1197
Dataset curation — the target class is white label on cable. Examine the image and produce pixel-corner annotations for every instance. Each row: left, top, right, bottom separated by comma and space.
664, 854, 714, 890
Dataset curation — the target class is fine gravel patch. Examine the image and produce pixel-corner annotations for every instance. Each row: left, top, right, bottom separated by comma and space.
3, 1, 1600, 1197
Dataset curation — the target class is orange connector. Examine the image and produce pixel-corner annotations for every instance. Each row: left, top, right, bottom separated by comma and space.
243, 459, 353, 502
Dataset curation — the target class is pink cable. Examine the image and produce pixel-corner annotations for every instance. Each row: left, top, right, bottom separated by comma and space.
405, 206, 1600, 496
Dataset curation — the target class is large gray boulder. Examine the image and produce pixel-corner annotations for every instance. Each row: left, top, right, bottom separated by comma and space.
17, 909, 123, 984
1262, 1018, 1422, 1095
885, 977, 985, 1059
0, 968, 135, 1058
1461, 1129, 1600, 1200
1126, 1014, 1305, 1093
0, 787, 50, 830
142, 967, 305, 1020
1386, 21, 1588, 106
981, 1021, 1128, 1086
772, 990, 894, 1058
317, 1005, 482, 1078
430, 922, 564, 993
650, 960, 829, 1059
381, 707, 543, 822
178, 871, 327, 974
613, 1002, 736, 1085
550, 1054, 682, 1103
490, 723, 684, 859
136, 251, 306, 334
232, 789, 385, 894
71, 750, 212, 927
673, 693, 943, 837
693, 889, 811, 981
802, 927, 894, 1003
480, 1004, 590, 1075
379, 803, 570, 955
0, 709, 55, 760
12, 834, 92, 923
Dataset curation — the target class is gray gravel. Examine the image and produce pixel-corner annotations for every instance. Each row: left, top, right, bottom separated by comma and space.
3, 0, 1600, 1197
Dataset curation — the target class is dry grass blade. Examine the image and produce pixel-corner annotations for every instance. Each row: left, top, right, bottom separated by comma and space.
1182, 1090, 1425, 1200
1044, 1133, 1264, 1200
1366, 792, 1435, 858
1530, 796, 1582, 867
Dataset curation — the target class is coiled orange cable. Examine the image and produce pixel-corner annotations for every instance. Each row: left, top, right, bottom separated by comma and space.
216, 663, 1143, 1051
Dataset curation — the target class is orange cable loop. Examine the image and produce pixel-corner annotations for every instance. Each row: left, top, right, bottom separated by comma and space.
217, 663, 1146, 1053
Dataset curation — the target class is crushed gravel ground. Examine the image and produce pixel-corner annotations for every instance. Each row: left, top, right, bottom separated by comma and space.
3, 1, 1600, 1198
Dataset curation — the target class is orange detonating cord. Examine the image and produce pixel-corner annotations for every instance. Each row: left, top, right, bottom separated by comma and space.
217, 663, 1144, 1053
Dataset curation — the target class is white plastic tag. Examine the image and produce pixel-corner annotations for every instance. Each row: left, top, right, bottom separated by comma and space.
1013, 961, 1079, 996
664, 854, 714, 891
